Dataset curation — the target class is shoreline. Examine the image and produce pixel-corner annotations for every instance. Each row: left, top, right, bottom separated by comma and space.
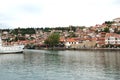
32, 47, 120, 51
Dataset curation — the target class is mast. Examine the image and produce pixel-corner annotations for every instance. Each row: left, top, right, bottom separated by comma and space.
0, 29, 2, 46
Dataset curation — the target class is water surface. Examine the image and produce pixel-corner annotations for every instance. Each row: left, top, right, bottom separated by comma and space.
0, 50, 120, 80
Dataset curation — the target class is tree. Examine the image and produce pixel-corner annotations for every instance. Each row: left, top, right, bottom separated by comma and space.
103, 27, 109, 32
104, 21, 114, 27
44, 33, 60, 47
11, 28, 35, 35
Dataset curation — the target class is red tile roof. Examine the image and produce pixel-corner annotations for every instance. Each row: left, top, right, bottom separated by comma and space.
105, 33, 120, 38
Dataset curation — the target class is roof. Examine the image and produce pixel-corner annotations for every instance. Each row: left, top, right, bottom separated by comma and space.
113, 17, 120, 20
105, 33, 120, 38
66, 38, 78, 42
59, 38, 65, 42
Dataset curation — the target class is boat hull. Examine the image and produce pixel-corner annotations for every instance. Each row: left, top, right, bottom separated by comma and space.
0, 45, 24, 54
0, 51, 23, 54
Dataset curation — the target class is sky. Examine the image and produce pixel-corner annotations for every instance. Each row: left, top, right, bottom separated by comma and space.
0, 0, 120, 28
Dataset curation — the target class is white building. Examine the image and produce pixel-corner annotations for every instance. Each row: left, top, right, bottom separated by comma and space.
113, 18, 120, 23
113, 17, 120, 26
64, 38, 79, 48
105, 33, 120, 45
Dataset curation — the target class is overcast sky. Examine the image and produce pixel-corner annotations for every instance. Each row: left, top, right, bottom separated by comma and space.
0, 0, 120, 28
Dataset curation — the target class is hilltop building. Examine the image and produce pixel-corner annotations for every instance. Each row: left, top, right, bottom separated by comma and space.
113, 17, 120, 26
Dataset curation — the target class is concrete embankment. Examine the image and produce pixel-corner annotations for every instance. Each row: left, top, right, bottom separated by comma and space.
24, 44, 120, 51
34, 47, 120, 51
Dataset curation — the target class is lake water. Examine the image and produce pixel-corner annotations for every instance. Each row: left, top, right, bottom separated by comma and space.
0, 50, 120, 80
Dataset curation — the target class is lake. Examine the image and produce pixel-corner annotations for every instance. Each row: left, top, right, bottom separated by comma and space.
0, 49, 120, 80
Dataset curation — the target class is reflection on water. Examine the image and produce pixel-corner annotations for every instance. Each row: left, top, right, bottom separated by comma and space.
0, 50, 120, 80
0, 54, 24, 64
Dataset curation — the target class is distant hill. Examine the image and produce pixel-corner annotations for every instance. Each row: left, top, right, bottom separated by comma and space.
0, 23, 12, 29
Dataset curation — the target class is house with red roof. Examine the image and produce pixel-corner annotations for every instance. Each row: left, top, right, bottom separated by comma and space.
64, 38, 79, 48
96, 32, 106, 47
105, 33, 120, 47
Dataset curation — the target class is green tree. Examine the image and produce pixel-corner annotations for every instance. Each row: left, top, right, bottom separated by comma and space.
104, 21, 114, 27
103, 27, 109, 32
11, 28, 35, 35
44, 33, 60, 47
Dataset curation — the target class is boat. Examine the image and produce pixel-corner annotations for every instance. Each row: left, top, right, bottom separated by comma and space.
0, 37, 25, 53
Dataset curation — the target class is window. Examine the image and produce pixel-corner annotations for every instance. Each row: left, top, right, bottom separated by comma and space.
117, 41, 120, 44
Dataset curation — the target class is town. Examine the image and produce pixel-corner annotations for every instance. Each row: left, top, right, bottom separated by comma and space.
1, 17, 120, 49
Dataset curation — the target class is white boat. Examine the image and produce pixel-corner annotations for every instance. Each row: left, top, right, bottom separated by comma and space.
0, 37, 25, 53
